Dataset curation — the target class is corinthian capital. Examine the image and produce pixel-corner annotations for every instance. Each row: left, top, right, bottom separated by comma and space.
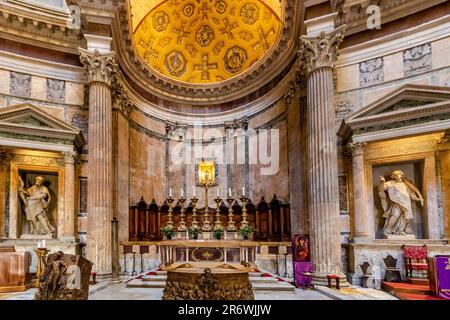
79, 48, 118, 85
299, 25, 346, 75
348, 142, 367, 157
63, 150, 78, 164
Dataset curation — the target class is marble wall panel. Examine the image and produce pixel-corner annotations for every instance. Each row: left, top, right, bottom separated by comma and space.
129, 128, 166, 204
10, 72, 31, 97
69, 111, 89, 146
46, 78, 65, 102
65, 82, 85, 106
131, 111, 166, 136
336, 64, 359, 92
384, 52, 404, 82
0, 69, 10, 95
359, 57, 384, 87
432, 37, 450, 70
31, 76, 46, 100
249, 99, 286, 129
404, 43, 432, 76
249, 120, 289, 202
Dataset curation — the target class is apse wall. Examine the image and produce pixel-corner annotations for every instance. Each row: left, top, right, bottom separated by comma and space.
128, 96, 292, 208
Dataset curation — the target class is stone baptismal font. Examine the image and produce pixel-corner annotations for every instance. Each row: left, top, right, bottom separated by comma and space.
162, 266, 254, 300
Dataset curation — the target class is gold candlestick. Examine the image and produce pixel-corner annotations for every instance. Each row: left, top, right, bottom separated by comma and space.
167, 197, 174, 230
202, 185, 212, 231
177, 197, 187, 231
191, 196, 199, 229
214, 197, 223, 230
239, 196, 249, 229
226, 197, 236, 231
34, 247, 49, 287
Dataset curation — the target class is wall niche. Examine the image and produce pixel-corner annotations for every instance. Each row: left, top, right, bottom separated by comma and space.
18, 170, 59, 238
372, 160, 424, 239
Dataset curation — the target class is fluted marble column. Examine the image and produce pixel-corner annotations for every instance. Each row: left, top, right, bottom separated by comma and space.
62, 150, 77, 241
437, 131, 450, 239
79, 48, 117, 278
0, 150, 9, 239
349, 142, 369, 238
300, 25, 347, 285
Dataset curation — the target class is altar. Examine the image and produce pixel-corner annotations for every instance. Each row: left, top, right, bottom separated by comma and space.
159, 240, 258, 266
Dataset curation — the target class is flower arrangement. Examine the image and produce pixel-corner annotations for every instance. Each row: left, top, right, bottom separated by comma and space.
212, 227, 224, 240
160, 226, 175, 240
189, 227, 202, 240
238, 225, 254, 240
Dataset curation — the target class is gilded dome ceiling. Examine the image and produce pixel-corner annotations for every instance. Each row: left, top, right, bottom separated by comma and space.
130, 0, 282, 84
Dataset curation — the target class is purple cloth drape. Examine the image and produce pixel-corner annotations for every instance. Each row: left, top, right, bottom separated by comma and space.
435, 256, 450, 300
294, 262, 313, 288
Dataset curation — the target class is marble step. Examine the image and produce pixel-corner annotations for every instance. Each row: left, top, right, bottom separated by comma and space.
249, 272, 263, 277
128, 274, 293, 291
249, 277, 280, 283
142, 275, 167, 282
251, 282, 295, 292
140, 275, 278, 284
127, 279, 166, 288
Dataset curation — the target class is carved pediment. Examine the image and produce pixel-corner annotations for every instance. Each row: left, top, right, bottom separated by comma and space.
338, 85, 450, 141
0, 103, 85, 149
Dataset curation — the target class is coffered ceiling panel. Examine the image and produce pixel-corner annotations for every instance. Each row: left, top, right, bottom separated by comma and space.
131, 0, 282, 84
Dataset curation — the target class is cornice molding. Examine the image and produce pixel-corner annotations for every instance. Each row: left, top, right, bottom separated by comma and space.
0, 1, 83, 52
336, 0, 447, 36
0, 49, 84, 81
336, 15, 450, 68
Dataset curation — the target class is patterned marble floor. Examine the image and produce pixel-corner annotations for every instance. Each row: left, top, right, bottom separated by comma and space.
0, 282, 399, 300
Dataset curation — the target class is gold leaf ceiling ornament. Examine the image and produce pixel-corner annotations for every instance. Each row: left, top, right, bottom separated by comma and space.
131, 0, 282, 84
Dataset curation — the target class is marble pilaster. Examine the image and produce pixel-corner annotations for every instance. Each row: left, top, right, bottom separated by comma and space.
300, 22, 347, 285
348, 142, 369, 238
0, 150, 9, 239
436, 132, 450, 239
79, 47, 117, 278
62, 150, 77, 241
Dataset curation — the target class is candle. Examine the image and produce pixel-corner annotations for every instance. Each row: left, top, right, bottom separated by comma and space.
216, 188, 220, 198
193, 186, 196, 197
242, 187, 245, 196
37, 240, 41, 248
180, 188, 184, 198
169, 188, 172, 198
228, 188, 232, 197
42, 240, 46, 248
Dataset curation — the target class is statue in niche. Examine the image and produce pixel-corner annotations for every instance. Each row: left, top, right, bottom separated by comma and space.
378, 170, 424, 237
18, 176, 55, 235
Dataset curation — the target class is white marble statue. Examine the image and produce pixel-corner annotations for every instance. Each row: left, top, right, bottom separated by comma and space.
378, 170, 424, 237
18, 176, 55, 235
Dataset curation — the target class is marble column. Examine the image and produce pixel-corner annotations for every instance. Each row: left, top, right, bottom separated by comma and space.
0, 150, 8, 239
437, 132, 450, 239
62, 150, 77, 242
79, 48, 117, 278
300, 25, 347, 285
349, 142, 369, 239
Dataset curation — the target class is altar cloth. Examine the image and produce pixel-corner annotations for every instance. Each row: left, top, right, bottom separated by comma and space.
293, 262, 313, 288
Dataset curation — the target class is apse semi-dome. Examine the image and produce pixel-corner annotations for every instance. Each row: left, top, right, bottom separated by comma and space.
130, 0, 282, 84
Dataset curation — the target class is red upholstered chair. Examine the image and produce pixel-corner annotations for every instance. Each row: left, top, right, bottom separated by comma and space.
402, 245, 428, 279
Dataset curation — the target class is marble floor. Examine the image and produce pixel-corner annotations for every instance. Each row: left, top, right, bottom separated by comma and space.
0, 281, 398, 300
